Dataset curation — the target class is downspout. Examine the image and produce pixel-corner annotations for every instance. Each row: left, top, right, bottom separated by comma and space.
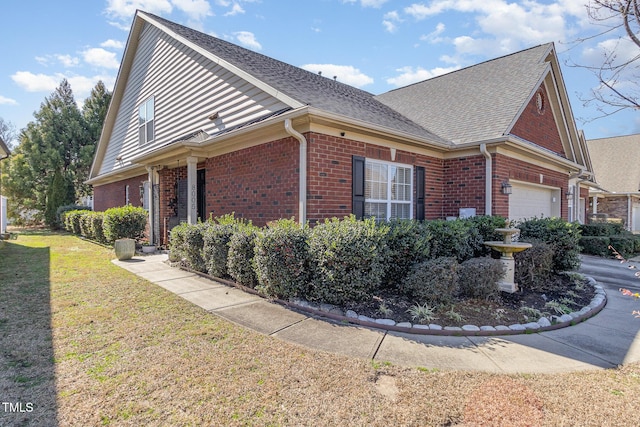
146, 166, 156, 245
628, 194, 632, 232
284, 119, 307, 224
480, 143, 492, 216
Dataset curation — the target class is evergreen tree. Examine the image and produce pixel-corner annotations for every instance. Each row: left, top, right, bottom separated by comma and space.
44, 169, 74, 228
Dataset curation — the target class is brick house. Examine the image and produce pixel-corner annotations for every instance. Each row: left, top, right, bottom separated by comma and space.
88, 11, 596, 246
586, 133, 640, 232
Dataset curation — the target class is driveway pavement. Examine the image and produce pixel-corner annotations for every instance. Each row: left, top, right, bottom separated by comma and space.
113, 254, 640, 373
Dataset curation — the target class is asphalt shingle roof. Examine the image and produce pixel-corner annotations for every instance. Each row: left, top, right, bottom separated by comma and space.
586, 134, 640, 193
375, 44, 553, 145
147, 13, 448, 145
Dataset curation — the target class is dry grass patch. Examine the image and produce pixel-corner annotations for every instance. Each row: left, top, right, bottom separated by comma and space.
1, 231, 640, 426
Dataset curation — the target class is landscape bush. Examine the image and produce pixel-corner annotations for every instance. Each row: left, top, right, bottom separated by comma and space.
458, 257, 504, 300
517, 217, 581, 272
103, 205, 148, 243
227, 226, 259, 288
168, 222, 189, 263
403, 257, 459, 306
609, 235, 637, 259
426, 219, 483, 262
514, 239, 554, 292
580, 222, 625, 237
381, 219, 431, 289
579, 236, 611, 257
89, 211, 106, 244
79, 211, 95, 240
64, 210, 88, 235
202, 214, 244, 278
253, 219, 310, 299
307, 216, 390, 305
57, 204, 90, 231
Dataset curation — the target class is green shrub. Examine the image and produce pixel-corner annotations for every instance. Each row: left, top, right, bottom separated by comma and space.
383, 220, 431, 288
169, 222, 189, 263
64, 210, 87, 235
609, 235, 636, 259
227, 227, 259, 288
103, 205, 148, 243
57, 204, 90, 232
579, 236, 611, 257
402, 257, 459, 306
203, 223, 235, 278
254, 219, 310, 299
79, 211, 94, 239
514, 239, 554, 292
466, 216, 508, 256
89, 212, 106, 244
579, 222, 626, 236
635, 236, 640, 254
426, 219, 483, 262
307, 216, 390, 305
517, 217, 581, 272
458, 257, 504, 300
182, 222, 210, 273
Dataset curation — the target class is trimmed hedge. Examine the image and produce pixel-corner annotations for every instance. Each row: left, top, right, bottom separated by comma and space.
514, 239, 554, 292
254, 219, 310, 299
580, 222, 625, 236
609, 235, 637, 259
579, 236, 611, 257
458, 257, 504, 301
426, 219, 483, 262
517, 217, 581, 272
103, 205, 148, 243
383, 220, 431, 289
227, 227, 259, 288
403, 257, 459, 306
307, 216, 389, 305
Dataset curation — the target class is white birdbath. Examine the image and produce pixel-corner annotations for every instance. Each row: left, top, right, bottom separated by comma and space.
484, 228, 532, 293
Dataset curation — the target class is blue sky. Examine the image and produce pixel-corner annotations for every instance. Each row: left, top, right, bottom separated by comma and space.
1, 0, 638, 144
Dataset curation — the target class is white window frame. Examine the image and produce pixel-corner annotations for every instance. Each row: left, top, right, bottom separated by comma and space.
364, 159, 413, 221
138, 96, 155, 145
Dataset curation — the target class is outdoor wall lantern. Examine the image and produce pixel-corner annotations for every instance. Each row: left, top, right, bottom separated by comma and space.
566, 187, 574, 199
501, 181, 513, 195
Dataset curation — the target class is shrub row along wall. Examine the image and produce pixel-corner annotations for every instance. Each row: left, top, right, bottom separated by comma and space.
578, 222, 640, 259
169, 215, 582, 307
61, 205, 148, 244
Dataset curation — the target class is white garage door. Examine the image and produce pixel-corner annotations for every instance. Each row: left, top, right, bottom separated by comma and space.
509, 183, 559, 222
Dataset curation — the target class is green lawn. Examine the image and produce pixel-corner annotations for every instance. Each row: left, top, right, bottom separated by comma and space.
1, 231, 639, 426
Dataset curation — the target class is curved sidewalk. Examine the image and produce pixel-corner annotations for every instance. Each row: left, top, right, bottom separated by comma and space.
113, 254, 640, 374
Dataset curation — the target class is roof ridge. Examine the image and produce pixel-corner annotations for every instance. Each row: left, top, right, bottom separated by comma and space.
379, 43, 553, 95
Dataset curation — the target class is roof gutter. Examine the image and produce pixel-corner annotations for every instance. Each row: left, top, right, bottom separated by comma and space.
480, 143, 492, 216
284, 119, 307, 225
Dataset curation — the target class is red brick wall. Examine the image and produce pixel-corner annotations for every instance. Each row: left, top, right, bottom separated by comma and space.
510, 84, 566, 158
493, 154, 568, 219
204, 137, 299, 226
93, 173, 147, 212
442, 155, 487, 217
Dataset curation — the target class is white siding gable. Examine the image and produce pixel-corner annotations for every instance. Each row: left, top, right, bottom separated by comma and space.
99, 23, 291, 176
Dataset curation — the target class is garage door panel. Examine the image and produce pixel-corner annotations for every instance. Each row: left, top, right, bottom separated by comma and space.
509, 184, 555, 222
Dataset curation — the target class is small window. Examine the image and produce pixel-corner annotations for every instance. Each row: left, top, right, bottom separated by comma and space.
141, 181, 150, 210
364, 160, 412, 220
138, 97, 155, 145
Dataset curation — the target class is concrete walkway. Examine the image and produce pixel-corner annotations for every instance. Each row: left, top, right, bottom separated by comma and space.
113, 254, 640, 374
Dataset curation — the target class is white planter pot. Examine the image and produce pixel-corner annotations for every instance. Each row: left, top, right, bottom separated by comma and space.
141, 245, 156, 254
114, 238, 136, 260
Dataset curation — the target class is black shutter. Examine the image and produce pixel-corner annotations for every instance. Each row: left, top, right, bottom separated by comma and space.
415, 166, 425, 221
352, 155, 365, 219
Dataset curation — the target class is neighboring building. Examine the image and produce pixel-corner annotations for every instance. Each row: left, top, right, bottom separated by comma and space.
0, 136, 10, 235
88, 11, 595, 246
586, 133, 640, 232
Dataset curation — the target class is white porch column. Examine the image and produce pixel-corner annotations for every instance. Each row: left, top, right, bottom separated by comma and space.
146, 166, 155, 245
187, 156, 198, 225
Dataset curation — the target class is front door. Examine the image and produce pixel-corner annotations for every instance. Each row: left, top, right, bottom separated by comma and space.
197, 169, 206, 221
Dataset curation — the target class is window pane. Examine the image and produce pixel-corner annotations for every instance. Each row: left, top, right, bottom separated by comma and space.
391, 203, 410, 220
146, 120, 154, 142
147, 97, 154, 120
138, 125, 145, 145
391, 166, 411, 201
138, 104, 146, 126
365, 202, 387, 220
365, 163, 387, 199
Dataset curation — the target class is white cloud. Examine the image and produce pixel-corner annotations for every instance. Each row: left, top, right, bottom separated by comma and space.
11, 72, 62, 92
101, 39, 125, 49
34, 54, 80, 68
420, 22, 446, 43
301, 64, 374, 88
11, 71, 116, 100
173, 0, 213, 21
0, 96, 18, 106
224, 3, 245, 16
386, 65, 459, 87
343, 0, 388, 7
383, 10, 402, 33
234, 31, 261, 50
82, 48, 121, 69
105, 0, 173, 20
